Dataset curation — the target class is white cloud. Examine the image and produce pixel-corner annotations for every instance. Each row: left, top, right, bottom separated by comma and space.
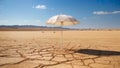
33, 5, 47, 10
93, 11, 120, 15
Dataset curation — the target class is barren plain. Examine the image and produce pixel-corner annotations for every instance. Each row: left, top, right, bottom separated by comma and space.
0, 31, 120, 68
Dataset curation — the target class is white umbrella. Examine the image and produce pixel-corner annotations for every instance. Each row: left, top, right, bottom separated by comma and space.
46, 14, 80, 49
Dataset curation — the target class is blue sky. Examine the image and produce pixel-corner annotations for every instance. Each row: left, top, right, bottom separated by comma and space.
0, 0, 120, 28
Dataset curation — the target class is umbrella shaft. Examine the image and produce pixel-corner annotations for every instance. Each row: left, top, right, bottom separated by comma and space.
60, 22, 63, 49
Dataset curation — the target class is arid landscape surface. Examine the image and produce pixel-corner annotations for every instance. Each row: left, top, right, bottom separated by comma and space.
0, 31, 120, 68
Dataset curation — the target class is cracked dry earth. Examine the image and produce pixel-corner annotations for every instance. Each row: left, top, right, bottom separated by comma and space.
0, 31, 120, 68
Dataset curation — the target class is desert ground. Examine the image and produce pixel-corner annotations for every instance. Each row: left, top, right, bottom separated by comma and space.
0, 31, 120, 68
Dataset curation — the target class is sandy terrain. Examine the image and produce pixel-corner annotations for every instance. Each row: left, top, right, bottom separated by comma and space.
0, 31, 120, 68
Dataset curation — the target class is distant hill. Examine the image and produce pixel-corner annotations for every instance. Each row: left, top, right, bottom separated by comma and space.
0, 25, 73, 31
0, 25, 119, 31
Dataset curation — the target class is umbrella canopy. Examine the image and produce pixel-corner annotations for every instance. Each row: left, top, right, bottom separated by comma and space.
46, 14, 80, 26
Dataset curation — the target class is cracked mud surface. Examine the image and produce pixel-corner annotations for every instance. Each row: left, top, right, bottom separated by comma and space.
0, 31, 120, 68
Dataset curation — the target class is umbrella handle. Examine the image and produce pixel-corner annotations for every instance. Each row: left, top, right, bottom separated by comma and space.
60, 28, 63, 49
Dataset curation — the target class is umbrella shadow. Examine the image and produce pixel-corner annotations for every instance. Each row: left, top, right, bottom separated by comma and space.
75, 49, 120, 56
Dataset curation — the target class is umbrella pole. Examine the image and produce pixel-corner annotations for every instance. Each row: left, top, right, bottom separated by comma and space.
60, 22, 63, 50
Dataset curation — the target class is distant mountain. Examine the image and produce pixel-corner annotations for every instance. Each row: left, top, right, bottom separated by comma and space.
0, 25, 119, 31
0, 25, 48, 28
0, 25, 73, 31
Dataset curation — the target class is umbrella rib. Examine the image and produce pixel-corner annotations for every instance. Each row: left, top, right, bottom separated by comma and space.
53, 15, 61, 25
70, 18, 76, 25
